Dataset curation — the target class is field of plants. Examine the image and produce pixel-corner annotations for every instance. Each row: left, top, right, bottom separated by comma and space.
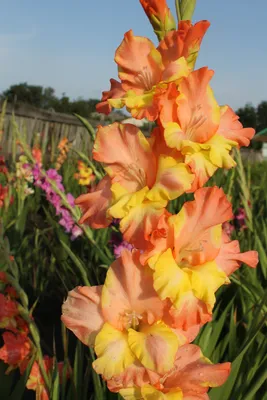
0, 107, 266, 399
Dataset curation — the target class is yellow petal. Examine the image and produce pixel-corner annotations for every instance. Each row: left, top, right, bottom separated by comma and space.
146, 156, 194, 202
153, 249, 191, 308
128, 321, 179, 374
93, 323, 135, 380
186, 261, 228, 311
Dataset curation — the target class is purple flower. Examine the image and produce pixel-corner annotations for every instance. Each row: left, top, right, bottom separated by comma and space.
32, 164, 42, 186
113, 241, 134, 259
66, 193, 75, 208
234, 207, 247, 230
59, 208, 75, 233
110, 231, 133, 258
46, 169, 65, 191
71, 225, 83, 241
31, 165, 81, 240
47, 192, 62, 215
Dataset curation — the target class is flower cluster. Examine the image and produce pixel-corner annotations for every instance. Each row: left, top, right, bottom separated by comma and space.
0, 272, 67, 399
32, 165, 82, 240
0, 156, 13, 210
14, 155, 35, 200
74, 160, 95, 186
55, 137, 70, 170
62, 1, 258, 398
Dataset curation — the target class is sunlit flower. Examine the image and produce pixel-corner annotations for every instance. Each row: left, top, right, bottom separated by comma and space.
62, 250, 201, 382
140, 187, 258, 329
32, 146, 42, 166
116, 344, 230, 399
160, 68, 256, 190
97, 21, 209, 121
74, 160, 95, 186
56, 137, 70, 170
76, 123, 193, 246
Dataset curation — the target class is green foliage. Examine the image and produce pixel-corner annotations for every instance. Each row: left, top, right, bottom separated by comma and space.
0, 113, 266, 398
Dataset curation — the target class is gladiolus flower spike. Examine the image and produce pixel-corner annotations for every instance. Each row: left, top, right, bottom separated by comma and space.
62, 0, 258, 398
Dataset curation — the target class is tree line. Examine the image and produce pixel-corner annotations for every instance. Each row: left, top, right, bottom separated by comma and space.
1, 83, 266, 149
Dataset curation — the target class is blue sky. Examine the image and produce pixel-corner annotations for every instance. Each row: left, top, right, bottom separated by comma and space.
1, 0, 266, 110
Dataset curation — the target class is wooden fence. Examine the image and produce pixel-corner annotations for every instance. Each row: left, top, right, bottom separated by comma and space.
0, 102, 99, 158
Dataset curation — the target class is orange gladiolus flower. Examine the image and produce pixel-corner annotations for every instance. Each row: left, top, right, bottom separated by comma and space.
32, 146, 42, 165
20, 356, 65, 400
0, 331, 31, 370
140, 0, 176, 41
76, 123, 194, 246
62, 250, 202, 382
97, 21, 209, 121
140, 187, 258, 330
161, 68, 256, 190
115, 344, 230, 399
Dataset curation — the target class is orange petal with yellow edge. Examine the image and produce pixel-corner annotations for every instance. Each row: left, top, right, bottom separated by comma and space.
176, 67, 220, 144
158, 21, 210, 69
61, 286, 104, 347
170, 186, 233, 266
120, 201, 168, 248
93, 322, 135, 380
146, 155, 194, 202
93, 123, 156, 191
217, 105, 255, 147
215, 233, 258, 276
115, 30, 163, 93
101, 249, 165, 331
75, 176, 112, 228
128, 321, 179, 374
163, 344, 231, 394
96, 79, 126, 115
107, 361, 160, 393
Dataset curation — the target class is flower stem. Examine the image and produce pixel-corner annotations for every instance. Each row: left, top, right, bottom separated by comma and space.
175, 0, 182, 21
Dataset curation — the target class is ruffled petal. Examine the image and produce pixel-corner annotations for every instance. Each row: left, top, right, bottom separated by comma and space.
158, 21, 210, 69
217, 105, 255, 147
184, 147, 218, 191
93, 123, 156, 191
128, 321, 179, 374
75, 176, 112, 228
216, 235, 258, 276
101, 249, 165, 330
96, 79, 126, 115
163, 344, 231, 394
170, 187, 233, 266
119, 200, 168, 248
93, 323, 135, 380
61, 286, 104, 347
164, 68, 220, 150
185, 261, 228, 312
146, 156, 194, 202
107, 361, 160, 393
115, 30, 163, 93
153, 249, 191, 307
167, 294, 211, 332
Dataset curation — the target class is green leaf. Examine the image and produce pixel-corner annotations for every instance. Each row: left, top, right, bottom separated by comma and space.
180, 0, 197, 20
60, 239, 91, 286
10, 353, 36, 400
74, 113, 96, 141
